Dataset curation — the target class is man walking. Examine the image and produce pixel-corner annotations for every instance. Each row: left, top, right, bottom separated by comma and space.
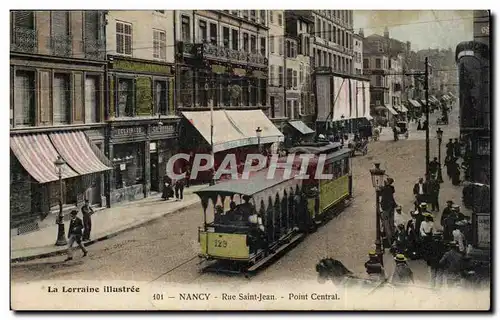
429, 157, 440, 179
439, 241, 465, 287
81, 199, 94, 241
428, 177, 440, 212
453, 138, 462, 158
390, 254, 414, 285
413, 178, 427, 209
174, 177, 185, 201
446, 139, 454, 157
440, 200, 454, 228
64, 210, 88, 261
426, 231, 447, 288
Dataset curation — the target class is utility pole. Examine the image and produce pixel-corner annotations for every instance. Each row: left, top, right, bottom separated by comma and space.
425, 57, 430, 179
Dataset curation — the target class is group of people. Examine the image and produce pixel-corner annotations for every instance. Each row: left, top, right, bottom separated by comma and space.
445, 138, 465, 185
161, 175, 186, 201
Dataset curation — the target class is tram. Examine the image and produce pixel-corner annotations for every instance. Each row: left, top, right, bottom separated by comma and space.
194, 144, 353, 274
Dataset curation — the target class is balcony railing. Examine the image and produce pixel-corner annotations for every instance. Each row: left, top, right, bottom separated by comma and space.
50, 34, 73, 57
200, 42, 266, 67
11, 27, 37, 54
84, 38, 106, 60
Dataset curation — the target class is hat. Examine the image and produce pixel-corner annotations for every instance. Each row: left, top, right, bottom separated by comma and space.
446, 200, 454, 204
394, 254, 407, 262
452, 204, 460, 210
420, 202, 427, 207
448, 241, 458, 248
70, 210, 78, 216
456, 220, 467, 226
423, 212, 433, 218
396, 206, 402, 211
368, 250, 377, 257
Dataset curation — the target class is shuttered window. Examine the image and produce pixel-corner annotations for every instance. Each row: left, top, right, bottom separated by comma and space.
51, 11, 70, 36
85, 76, 98, 123
53, 74, 71, 124
116, 21, 132, 55
14, 70, 35, 126
84, 11, 99, 40
153, 29, 166, 60
13, 11, 34, 29
154, 80, 168, 115
117, 78, 134, 116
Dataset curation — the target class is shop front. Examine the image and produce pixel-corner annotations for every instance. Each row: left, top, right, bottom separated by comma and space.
283, 120, 315, 148
107, 120, 179, 205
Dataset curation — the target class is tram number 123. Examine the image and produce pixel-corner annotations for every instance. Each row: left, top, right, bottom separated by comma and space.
214, 239, 228, 248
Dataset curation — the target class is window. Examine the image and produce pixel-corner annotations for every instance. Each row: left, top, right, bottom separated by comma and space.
269, 36, 274, 53
53, 73, 71, 124
278, 13, 283, 26
323, 52, 327, 67
260, 10, 266, 24
250, 10, 256, 22
376, 76, 382, 86
243, 33, 249, 52
85, 76, 99, 123
293, 100, 300, 119
270, 65, 275, 86
278, 66, 283, 86
154, 80, 168, 115
242, 10, 248, 19
304, 37, 309, 56
209, 23, 217, 45
14, 70, 35, 127
181, 16, 190, 42
260, 37, 266, 55
375, 58, 381, 69
250, 35, 256, 53
293, 70, 298, 88
198, 20, 207, 42
117, 78, 134, 117
279, 39, 283, 55
223, 27, 230, 48
286, 68, 293, 89
291, 42, 296, 57
116, 21, 132, 55
322, 21, 326, 38
231, 29, 238, 50
231, 10, 238, 16
286, 100, 291, 118
328, 23, 332, 41
153, 29, 166, 60
269, 11, 274, 24
316, 17, 320, 35
363, 58, 369, 69
299, 64, 304, 85
328, 52, 332, 68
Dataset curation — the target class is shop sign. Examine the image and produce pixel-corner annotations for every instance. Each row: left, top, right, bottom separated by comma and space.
233, 68, 247, 77
211, 65, 227, 74
113, 127, 145, 137
151, 124, 176, 136
120, 163, 127, 171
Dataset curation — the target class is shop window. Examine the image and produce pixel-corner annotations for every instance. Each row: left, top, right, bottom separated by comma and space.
116, 21, 132, 55
85, 75, 99, 123
117, 78, 134, 117
53, 73, 71, 124
114, 143, 145, 189
250, 80, 258, 106
14, 69, 35, 127
260, 79, 266, 106
154, 80, 168, 115
293, 100, 300, 119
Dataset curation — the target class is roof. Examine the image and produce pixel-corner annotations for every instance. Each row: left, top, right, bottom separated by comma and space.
288, 142, 342, 155
408, 99, 421, 108
288, 120, 315, 135
384, 104, 399, 115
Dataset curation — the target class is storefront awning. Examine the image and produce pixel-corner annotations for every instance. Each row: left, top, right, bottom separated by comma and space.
364, 112, 374, 121
442, 95, 451, 101
408, 99, 421, 108
49, 131, 112, 175
288, 120, 315, 135
448, 92, 457, 99
420, 99, 428, 106
10, 133, 79, 183
384, 105, 398, 115
429, 95, 439, 103
395, 105, 409, 113
182, 110, 284, 153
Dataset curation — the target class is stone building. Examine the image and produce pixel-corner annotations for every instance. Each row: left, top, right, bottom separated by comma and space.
10, 10, 111, 228
267, 10, 286, 123
353, 31, 363, 75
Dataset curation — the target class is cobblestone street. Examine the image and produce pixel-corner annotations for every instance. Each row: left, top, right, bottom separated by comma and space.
11, 108, 466, 287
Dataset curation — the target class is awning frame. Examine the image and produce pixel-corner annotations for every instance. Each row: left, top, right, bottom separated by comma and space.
288, 120, 315, 135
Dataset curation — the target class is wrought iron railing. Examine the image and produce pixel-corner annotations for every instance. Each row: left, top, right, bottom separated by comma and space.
248, 52, 267, 66
50, 34, 73, 57
84, 38, 105, 60
11, 27, 37, 53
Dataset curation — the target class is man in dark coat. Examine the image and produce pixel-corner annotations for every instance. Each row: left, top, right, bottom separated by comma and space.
453, 138, 462, 158
426, 231, 447, 288
446, 139, 454, 157
439, 241, 465, 287
162, 175, 173, 200
412, 177, 427, 209
65, 210, 88, 261
174, 177, 185, 201
427, 178, 440, 212
440, 200, 454, 228
443, 206, 460, 241
429, 157, 440, 179
81, 199, 94, 241
381, 179, 397, 241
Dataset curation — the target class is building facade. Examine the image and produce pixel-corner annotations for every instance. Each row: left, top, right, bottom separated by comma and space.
175, 10, 268, 110
104, 10, 179, 205
353, 32, 363, 75
311, 10, 354, 74
267, 10, 286, 121
10, 10, 110, 228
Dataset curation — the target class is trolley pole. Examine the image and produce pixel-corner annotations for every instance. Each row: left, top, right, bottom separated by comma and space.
425, 57, 430, 179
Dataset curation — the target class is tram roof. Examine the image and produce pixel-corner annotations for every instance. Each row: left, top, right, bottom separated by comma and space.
288, 142, 342, 154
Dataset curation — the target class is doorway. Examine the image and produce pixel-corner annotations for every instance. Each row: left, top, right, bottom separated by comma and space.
150, 148, 159, 192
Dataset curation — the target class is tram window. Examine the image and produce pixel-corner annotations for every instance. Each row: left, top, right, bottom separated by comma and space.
343, 158, 350, 175
333, 161, 342, 178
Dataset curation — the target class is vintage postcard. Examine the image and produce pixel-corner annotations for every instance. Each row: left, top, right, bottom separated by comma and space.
9, 7, 491, 311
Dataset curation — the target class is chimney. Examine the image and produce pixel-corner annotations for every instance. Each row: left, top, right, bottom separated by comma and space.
384, 27, 389, 38
359, 28, 364, 37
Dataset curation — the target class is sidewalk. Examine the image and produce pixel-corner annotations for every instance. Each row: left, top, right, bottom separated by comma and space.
11, 184, 208, 263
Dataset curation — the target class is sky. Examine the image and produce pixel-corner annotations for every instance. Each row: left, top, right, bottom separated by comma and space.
353, 10, 474, 51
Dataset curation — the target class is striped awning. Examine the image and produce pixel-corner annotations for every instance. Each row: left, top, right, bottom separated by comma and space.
408, 99, 421, 108
384, 104, 398, 115
395, 105, 409, 113
10, 134, 79, 183
49, 131, 112, 175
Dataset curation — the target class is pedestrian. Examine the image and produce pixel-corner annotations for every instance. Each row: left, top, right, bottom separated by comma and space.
440, 200, 454, 229
443, 205, 459, 241
417, 119, 422, 131
406, 211, 420, 260
364, 251, 386, 281
390, 254, 414, 285
64, 210, 88, 261
394, 206, 408, 229
450, 159, 461, 185
439, 241, 465, 288
174, 177, 185, 201
185, 162, 191, 188
381, 178, 397, 240
426, 230, 447, 288
81, 199, 94, 241
446, 139, 454, 157
444, 155, 454, 180
392, 224, 409, 256
452, 222, 466, 254
412, 178, 427, 209
162, 175, 173, 200
428, 177, 440, 212
453, 138, 461, 158
429, 157, 440, 178
419, 213, 434, 261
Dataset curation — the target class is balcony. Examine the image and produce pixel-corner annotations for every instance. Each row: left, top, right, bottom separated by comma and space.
11, 27, 37, 54
84, 38, 106, 60
201, 42, 267, 67
50, 34, 73, 57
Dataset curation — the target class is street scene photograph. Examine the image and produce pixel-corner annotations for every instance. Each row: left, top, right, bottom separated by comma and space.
9, 7, 491, 311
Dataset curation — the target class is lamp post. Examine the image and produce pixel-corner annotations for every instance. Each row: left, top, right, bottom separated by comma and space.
54, 156, 67, 246
256, 126, 262, 154
436, 127, 444, 183
369, 163, 386, 266
340, 115, 345, 146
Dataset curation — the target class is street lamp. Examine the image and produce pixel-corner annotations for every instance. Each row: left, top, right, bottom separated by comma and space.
256, 127, 262, 153
340, 115, 345, 146
54, 156, 67, 246
436, 127, 444, 183
369, 163, 386, 266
